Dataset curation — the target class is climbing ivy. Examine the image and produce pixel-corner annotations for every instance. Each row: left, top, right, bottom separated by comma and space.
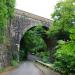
0, 0, 7, 43
0, 0, 15, 43
47, 0, 75, 39
6, 0, 15, 18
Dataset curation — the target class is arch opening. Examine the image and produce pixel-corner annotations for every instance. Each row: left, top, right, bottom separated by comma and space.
19, 25, 50, 62
19, 26, 35, 61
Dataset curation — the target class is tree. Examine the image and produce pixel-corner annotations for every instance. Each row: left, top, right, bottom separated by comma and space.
48, 0, 75, 40
6, 0, 15, 38
47, 0, 75, 74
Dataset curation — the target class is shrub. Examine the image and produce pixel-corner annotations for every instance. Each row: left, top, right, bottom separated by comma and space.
11, 60, 19, 67
0, 68, 4, 73
36, 51, 50, 63
54, 41, 75, 75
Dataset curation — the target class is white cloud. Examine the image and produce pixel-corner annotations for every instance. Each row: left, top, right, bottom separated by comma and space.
16, 0, 59, 19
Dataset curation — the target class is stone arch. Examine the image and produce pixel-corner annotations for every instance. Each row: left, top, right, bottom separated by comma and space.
19, 25, 37, 60
0, 9, 52, 67
19, 23, 42, 43
19, 24, 49, 61
10, 9, 51, 61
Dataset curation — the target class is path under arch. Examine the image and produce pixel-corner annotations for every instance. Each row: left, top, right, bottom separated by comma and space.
6, 61, 44, 75
1, 61, 60, 75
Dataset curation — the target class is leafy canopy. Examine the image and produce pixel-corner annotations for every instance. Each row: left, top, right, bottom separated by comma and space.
47, 0, 75, 38
48, 0, 75, 74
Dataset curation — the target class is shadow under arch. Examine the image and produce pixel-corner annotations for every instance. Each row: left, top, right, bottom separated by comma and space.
19, 25, 49, 61
19, 26, 36, 61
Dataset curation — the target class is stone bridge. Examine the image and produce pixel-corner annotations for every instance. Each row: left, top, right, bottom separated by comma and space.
0, 9, 51, 68
10, 9, 51, 58
11, 9, 51, 44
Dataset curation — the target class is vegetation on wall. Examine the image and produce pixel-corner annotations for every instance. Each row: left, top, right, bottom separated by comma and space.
0, 0, 7, 43
54, 41, 75, 75
0, 0, 15, 43
47, 0, 75, 39
6, 0, 15, 19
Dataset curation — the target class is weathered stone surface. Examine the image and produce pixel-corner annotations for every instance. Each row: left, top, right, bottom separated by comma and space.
0, 44, 11, 68
0, 63, 2, 68
11, 9, 51, 44
9, 9, 51, 61
0, 9, 51, 67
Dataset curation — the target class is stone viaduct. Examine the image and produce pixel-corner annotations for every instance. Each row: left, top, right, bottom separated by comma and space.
0, 9, 51, 68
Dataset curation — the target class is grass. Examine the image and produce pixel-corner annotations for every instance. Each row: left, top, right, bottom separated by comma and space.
10, 60, 19, 67
0, 60, 19, 73
0, 68, 4, 73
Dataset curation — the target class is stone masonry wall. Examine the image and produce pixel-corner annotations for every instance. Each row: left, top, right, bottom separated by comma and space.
0, 9, 51, 68
0, 44, 11, 68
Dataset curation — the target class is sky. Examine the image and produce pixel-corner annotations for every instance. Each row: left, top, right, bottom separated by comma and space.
16, 0, 60, 19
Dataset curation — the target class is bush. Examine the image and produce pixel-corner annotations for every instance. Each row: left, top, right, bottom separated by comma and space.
19, 49, 28, 61
0, 68, 4, 73
54, 41, 75, 75
11, 60, 19, 67
36, 51, 50, 63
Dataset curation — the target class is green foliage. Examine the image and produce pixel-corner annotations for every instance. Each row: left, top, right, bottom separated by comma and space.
19, 49, 28, 61
69, 26, 75, 40
54, 41, 75, 75
47, 0, 75, 74
47, 0, 75, 38
11, 60, 19, 67
6, 0, 15, 18
0, 0, 15, 43
0, 0, 8, 43
20, 25, 50, 61
23, 25, 47, 54
0, 68, 4, 73
36, 51, 50, 63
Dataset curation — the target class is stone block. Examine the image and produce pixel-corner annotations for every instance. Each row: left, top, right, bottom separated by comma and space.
0, 63, 2, 68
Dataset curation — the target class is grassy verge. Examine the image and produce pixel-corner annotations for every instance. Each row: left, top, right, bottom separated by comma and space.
10, 60, 19, 67
0, 68, 5, 73
0, 60, 19, 73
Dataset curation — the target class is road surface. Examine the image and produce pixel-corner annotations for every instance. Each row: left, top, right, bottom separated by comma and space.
1, 61, 60, 75
5, 61, 44, 75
